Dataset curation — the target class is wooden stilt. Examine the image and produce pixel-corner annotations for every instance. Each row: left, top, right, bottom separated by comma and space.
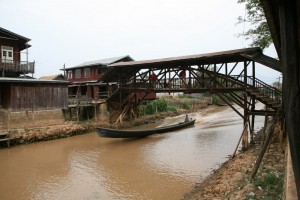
250, 96, 255, 144
251, 122, 275, 179
77, 107, 79, 122
69, 108, 72, 120
232, 122, 248, 158
251, 110, 279, 179
94, 105, 97, 122
26, 110, 29, 129
262, 113, 269, 144
242, 123, 249, 150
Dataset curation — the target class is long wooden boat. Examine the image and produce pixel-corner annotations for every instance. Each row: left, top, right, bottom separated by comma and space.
96, 119, 196, 138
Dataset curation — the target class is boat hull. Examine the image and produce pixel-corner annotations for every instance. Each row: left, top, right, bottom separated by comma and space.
96, 119, 196, 138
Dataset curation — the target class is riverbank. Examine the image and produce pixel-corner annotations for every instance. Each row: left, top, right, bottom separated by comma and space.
183, 120, 286, 200
2, 97, 210, 146
2, 110, 193, 146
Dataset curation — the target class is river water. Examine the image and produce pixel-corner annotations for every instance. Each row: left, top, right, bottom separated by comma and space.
0, 105, 264, 200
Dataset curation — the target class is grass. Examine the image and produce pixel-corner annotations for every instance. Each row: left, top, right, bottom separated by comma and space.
253, 171, 284, 200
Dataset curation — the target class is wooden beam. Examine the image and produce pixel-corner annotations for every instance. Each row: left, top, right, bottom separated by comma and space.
217, 93, 244, 118
279, 0, 300, 195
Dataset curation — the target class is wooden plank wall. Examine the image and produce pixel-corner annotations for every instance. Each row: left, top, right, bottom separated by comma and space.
8, 83, 68, 111
279, 0, 300, 198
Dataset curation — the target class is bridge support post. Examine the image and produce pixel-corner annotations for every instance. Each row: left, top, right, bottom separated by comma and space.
250, 61, 256, 144
242, 61, 249, 150
250, 96, 255, 144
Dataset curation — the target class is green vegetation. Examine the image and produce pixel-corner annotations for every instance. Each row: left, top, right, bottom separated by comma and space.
138, 95, 209, 116
237, 0, 272, 49
203, 93, 223, 104
138, 99, 177, 115
252, 171, 284, 200
181, 102, 190, 110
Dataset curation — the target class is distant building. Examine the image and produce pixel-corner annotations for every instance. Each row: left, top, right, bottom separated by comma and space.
39, 74, 65, 81
0, 27, 35, 77
64, 55, 133, 100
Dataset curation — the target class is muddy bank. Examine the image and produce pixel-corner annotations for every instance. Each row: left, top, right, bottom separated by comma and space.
3, 109, 194, 146
183, 121, 286, 200
0, 96, 210, 147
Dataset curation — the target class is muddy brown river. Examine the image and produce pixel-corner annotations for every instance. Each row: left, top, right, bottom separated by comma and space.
0, 105, 264, 200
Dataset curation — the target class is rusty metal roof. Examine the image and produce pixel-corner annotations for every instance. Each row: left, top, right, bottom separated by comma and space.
109, 48, 261, 68
101, 47, 280, 82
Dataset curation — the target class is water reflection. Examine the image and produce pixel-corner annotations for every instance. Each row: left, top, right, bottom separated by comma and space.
0, 105, 264, 200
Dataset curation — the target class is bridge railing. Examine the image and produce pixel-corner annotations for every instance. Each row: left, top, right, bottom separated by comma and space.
231, 75, 282, 102
131, 76, 244, 90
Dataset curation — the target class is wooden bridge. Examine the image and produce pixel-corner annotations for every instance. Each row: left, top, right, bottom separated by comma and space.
100, 47, 282, 146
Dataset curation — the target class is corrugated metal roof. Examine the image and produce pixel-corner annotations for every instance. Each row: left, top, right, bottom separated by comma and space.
101, 48, 281, 82
101, 48, 272, 82
65, 55, 134, 70
0, 77, 69, 84
108, 48, 261, 68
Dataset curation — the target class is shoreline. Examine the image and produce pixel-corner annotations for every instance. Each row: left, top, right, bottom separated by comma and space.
2, 106, 209, 147
183, 120, 286, 200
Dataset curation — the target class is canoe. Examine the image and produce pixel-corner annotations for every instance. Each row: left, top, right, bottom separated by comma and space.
96, 119, 196, 138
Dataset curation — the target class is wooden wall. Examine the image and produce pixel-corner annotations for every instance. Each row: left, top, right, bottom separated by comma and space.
1, 82, 68, 111
279, 0, 300, 197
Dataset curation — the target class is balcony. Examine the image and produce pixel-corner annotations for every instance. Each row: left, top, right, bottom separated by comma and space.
0, 59, 35, 74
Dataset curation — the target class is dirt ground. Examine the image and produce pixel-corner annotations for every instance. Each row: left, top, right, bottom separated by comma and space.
183, 122, 286, 200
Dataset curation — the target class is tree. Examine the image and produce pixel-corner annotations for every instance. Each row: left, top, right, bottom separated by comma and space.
237, 0, 273, 50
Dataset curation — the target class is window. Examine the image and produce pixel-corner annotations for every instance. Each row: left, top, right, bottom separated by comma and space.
67, 71, 72, 79
75, 69, 81, 78
1, 46, 13, 63
84, 68, 90, 78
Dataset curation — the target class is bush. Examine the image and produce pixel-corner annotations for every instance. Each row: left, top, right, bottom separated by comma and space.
182, 102, 190, 110
139, 99, 177, 115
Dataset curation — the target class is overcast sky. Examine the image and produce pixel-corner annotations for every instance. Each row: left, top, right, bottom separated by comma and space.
1, 0, 280, 83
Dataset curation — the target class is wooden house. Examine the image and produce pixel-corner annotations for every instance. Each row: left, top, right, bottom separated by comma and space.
65, 55, 134, 100
0, 27, 35, 77
0, 28, 69, 130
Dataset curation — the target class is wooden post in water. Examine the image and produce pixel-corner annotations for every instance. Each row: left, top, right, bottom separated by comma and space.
232, 122, 248, 158
242, 61, 248, 150
69, 108, 72, 120
94, 104, 97, 122
77, 107, 79, 122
